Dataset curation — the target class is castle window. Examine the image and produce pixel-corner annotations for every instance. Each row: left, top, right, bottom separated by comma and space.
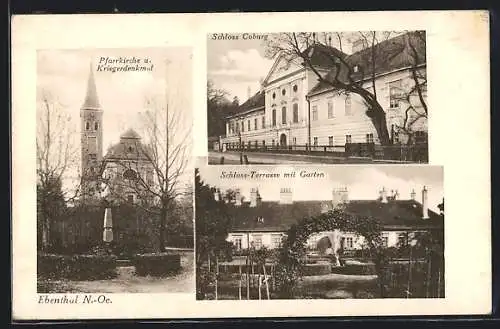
272, 109, 276, 127
95, 122, 99, 130
262, 116, 265, 128
345, 94, 352, 115
281, 107, 287, 124
327, 99, 334, 118
127, 194, 135, 203
254, 118, 258, 130
85, 121, 90, 130
366, 133, 374, 143
312, 105, 318, 121
282, 88, 286, 96
345, 134, 352, 144
328, 136, 334, 146
292, 103, 299, 123
272, 92, 276, 99
293, 84, 298, 92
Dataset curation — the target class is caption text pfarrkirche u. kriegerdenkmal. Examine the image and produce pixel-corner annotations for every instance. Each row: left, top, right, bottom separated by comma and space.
95, 56, 154, 73
219, 170, 326, 179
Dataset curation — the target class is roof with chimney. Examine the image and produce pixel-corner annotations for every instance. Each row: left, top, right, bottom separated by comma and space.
307, 31, 426, 97
81, 62, 102, 111
226, 90, 266, 119
227, 194, 442, 233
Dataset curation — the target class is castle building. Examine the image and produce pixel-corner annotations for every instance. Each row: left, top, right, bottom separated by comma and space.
219, 32, 427, 153
219, 186, 443, 253
79, 63, 155, 204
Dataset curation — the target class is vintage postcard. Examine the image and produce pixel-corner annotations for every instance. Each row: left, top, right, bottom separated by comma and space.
12, 10, 490, 320
195, 165, 444, 300
207, 31, 428, 165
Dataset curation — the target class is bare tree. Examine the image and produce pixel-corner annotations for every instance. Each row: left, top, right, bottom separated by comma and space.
36, 89, 79, 251
101, 92, 191, 252
392, 31, 428, 145
264, 31, 426, 146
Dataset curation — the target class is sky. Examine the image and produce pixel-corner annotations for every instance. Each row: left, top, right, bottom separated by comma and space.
37, 47, 193, 192
198, 165, 444, 212
207, 34, 274, 104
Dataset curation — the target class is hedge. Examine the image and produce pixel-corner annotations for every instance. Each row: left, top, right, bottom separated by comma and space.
38, 253, 118, 280
133, 252, 181, 276
301, 263, 332, 276
330, 263, 377, 275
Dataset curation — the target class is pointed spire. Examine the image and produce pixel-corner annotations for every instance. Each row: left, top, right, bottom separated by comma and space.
82, 60, 102, 110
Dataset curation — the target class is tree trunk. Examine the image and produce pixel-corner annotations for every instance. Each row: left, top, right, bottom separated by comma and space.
368, 104, 391, 146
159, 203, 167, 252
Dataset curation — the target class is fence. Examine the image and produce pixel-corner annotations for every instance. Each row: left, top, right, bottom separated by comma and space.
223, 142, 428, 163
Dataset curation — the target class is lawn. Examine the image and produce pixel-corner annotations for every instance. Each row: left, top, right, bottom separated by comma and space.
38, 251, 194, 293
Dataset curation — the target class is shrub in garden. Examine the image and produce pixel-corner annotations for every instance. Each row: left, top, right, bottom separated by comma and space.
330, 263, 377, 275
37, 253, 118, 280
133, 252, 181, 276
301, 263, 332, 276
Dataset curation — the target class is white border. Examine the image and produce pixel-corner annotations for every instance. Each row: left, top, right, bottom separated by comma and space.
12, 11, 491, 319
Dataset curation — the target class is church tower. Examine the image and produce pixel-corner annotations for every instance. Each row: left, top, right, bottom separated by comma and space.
80, 61, 104, 199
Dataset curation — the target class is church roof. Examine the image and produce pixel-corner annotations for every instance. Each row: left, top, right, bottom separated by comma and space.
81, 62, 102, 111
120, 128, 141, 139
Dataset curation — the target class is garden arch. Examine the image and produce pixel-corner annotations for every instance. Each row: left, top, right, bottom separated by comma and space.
274, 207, 387, 298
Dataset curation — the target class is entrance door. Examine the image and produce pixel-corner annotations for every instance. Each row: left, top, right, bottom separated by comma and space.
280, 133, 287, 147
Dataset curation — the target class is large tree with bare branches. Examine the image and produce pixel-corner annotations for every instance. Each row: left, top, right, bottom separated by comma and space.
101, 92, 191, 252
36, 90, 79, 251
264, 31, 427, 146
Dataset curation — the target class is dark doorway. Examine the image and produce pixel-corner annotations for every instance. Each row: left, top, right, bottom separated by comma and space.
280, 133, 287, 147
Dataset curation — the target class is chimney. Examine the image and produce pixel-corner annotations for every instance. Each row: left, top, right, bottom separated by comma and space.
410, 189, 416, 200
332, 187, 349, 208
380, 187, 388, 203
422, 186, 429, 219
279, 187, 293, 204
235, 189, 242, 206
213, 188, 221, 202
250, 188, 262, 207
247, 86, 252, 100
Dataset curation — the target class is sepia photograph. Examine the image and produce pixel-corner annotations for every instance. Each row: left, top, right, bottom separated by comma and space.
207, 31, 428, 165
195, 165, 444, 300
36, 47, 194, 294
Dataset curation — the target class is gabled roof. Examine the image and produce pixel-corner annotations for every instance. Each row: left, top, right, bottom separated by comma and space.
308, 31, 426, 96
228, 198, 442, 232
226, 90, 265, 118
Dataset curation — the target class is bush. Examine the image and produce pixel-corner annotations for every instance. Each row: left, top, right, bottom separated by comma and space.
331, 263, 376, 275
301, 263, 332, 276
133, 252, 181, 276
38, 253, 118, 280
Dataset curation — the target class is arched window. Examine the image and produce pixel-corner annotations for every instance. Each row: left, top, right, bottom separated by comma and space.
282, 88, 286, 96
272, 109, 277, 127
123, 169, 138, 180
85, 121, 90, 130
281, 107, 287, 124
293, 84, 298, 92
95, 121, 99, 130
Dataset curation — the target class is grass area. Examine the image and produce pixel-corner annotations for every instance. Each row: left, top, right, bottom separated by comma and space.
38, 251, 194, 293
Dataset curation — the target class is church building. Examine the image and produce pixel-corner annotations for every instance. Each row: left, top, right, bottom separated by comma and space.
79, 63, 155, 204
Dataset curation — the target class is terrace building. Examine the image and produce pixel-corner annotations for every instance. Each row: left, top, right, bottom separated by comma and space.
218, 186, 442, 254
